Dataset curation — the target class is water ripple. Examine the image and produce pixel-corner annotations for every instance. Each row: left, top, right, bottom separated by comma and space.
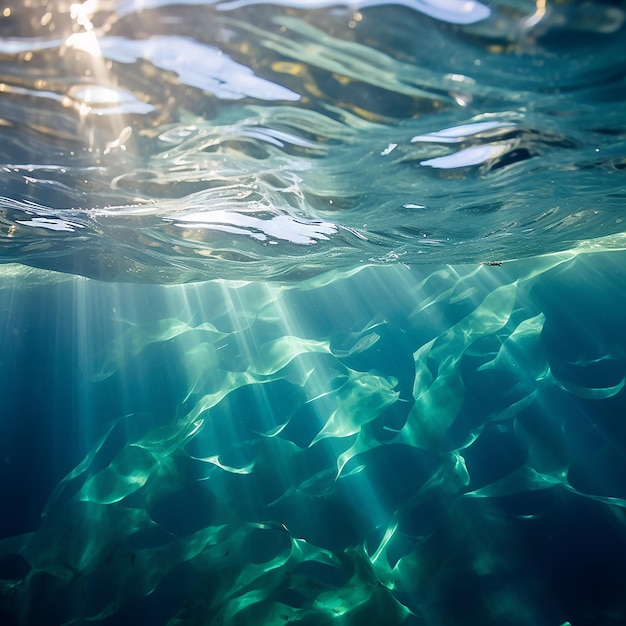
0, 0, 625, 281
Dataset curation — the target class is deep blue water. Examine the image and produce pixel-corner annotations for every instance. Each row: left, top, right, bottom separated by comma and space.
1, 1, 626, 625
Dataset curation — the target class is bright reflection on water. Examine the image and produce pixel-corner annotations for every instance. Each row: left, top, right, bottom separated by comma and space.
0, 0, 625, 281
1, 2, 626, 626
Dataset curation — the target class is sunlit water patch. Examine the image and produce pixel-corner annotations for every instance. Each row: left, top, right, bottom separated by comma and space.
1, 249, 626, 625
0, 0, 625, 281
1, 1, 626, 626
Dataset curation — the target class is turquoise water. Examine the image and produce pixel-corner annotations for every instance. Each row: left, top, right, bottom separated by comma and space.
1, 1, 626, 625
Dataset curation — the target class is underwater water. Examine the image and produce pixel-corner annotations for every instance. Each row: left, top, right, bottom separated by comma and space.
1, 0, 626, 624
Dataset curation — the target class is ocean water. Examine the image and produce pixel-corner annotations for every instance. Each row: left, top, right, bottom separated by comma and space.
1, 1, 626, 625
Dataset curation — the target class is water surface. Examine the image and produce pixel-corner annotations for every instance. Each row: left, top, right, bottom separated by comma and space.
1, 2, 626, 625
1, 0, 625, 280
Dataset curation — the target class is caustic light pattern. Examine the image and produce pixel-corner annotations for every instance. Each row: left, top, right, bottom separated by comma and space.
1, 250, 625, 625
1, 0, 626, 624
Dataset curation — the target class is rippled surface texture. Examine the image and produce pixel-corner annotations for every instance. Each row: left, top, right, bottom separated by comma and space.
0, 0, 625, 280
1, 2, 626, 626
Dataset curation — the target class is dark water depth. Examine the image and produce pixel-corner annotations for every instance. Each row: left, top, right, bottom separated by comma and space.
2, 250, 626, 625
